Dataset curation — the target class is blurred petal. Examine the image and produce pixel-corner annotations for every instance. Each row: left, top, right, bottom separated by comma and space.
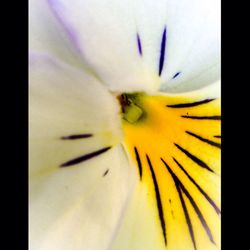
112, 82, 221, 250
30, 145, 135, 250
47, 0, 220, 93
29, 0, 88, 70
29, 53, 122, 175
29, 54, 134, 250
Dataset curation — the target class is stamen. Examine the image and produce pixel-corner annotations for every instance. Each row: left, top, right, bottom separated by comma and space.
124, 103, 143, 123
119, 93, 144, 123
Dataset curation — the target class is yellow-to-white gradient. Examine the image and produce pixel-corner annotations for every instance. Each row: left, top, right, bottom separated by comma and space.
112, 92, 221, 250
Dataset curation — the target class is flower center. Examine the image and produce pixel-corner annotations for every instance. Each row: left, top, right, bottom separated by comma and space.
118, 93, 221, 248
118, 93, 145, 124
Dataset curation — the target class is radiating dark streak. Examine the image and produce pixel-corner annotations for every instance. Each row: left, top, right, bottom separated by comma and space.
163, 158, 196, 250
167, 99, 215, 108
103, 169, 109, 177
172, 72, 181, 79
181, 115, 221, 120
161, 158, 215, 245
136, 33, 143, 56
162, 158, 197, 249
158, 27, 167, 76
186, 131, 221, 149
134, 147, 142, 179
146, 154, 167, 245
176, 183, 197, 250
174, 143, 214, 173
61, 134, 93, 140
214, 135, 221, 138
60, 147, 111, 167
173, 157, 221, 215
180, 185, 216, 244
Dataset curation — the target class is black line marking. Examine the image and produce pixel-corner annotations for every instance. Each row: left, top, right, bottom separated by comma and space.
177, 182, 197, 249
180, 185, 216, 245
159, 26, 167, 76
174, 143, 214, 173
60, 147, 111, 167
173, 157, 221, 215
186, 131, 221, 149
146, 154, 167, 245
161, 158, 215, 245
162, 158, 197, 250
137, 33, 143, 56
172, 72, 181, 79
169, 199, 175, 219
181, 115, 221, 120
61, 134, 93, 140
103, 169, 109, 177
214, 135, 221, 138
171, 209, 175, 219
167, 99, 215, 108
134, 147, 142, 179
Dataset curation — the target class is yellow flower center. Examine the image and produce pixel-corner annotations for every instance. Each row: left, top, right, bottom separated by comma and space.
118, 92, 221, 250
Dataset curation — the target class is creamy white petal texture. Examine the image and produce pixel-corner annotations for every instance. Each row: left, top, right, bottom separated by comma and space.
29, 54, 136, 250
47, 0, 220, 93
47, 0, 160, 93
159, 80, 221, 99
29, 0, 89, 70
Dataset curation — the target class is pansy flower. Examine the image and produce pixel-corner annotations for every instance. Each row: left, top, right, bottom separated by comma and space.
29, 0, 221, 250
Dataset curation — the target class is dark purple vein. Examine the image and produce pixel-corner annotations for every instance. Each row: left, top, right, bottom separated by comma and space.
173, 157, 221, 215
60, 147, 111, 167
61, 134, 93, 140
134, 147, 142, 179
146, 154, 167, 245
174, 143, 214, 173
186, 131, 221, 149
159, 26, 167, 76
137, 33, 143, 56
181, 115, 221, 120
161, 158, 215, 245
167, 99, 215, 108
172, 72, 181, 79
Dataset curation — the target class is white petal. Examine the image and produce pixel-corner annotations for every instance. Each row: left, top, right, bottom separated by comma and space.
125, 0, 221, 92
29, 53, 122, 178
159, 80, 221, 99
47, 0, 220, 93
30, 145, 136, 250
111, 183, 166, 250
29, 54, 133, 250
47, 0, 161, 93
29, 0, 87, 70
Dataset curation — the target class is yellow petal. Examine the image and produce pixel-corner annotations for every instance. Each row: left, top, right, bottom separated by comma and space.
112, 84, 221, 250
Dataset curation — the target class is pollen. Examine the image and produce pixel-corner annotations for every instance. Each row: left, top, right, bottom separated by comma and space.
119, 93, 145, 124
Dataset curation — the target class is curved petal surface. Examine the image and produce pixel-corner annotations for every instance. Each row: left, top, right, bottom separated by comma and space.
29, 54, 134, 250
29, 0, 89, 70
47, 0, 220, 93
112, 82, 221, 250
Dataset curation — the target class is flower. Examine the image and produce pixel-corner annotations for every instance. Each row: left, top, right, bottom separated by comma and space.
29, 0, 221, 250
